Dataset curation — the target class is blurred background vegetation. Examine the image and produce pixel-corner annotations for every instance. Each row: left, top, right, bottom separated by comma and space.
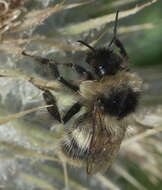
0, 0, 162, 190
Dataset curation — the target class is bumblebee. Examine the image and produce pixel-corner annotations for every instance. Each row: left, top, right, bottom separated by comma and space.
22, 11, 142, 175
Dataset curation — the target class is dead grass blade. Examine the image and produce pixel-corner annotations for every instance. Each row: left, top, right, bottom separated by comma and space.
0, 69, 63, 91
110, 0, 139, 8
118, 22, 156, 34
0, 105, 52, 125
19, 172, 59, 190
124, 126, 162, 146
0, 36, 41, 54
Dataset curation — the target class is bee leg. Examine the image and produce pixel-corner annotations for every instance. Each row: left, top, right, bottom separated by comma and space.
49, 63, 79, 91
22, 51, 79, 91
22, 51, 54, 65
113, 38, 128, 60
61, 63, 94, 80
42, 89, 62, 123
73, 64, 94, 80
63, 102, 82, 124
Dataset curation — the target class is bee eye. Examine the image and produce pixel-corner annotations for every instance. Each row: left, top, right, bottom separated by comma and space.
99, 65, 106, 75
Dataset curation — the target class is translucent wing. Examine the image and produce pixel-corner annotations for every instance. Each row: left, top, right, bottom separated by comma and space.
86, 105, 124, 175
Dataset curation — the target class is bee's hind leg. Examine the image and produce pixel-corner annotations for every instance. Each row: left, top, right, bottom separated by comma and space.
63, 102, 82, 124
43, 89, 82, 124
43, 89, 62, 123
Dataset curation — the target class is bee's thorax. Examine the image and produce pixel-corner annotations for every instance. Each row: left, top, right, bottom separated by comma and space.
79, 72, 142, 119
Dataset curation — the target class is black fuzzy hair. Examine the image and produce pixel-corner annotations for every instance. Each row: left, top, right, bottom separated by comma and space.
100, 87, 140, 119
86, 48, 123, 77
61, 137, 89, 160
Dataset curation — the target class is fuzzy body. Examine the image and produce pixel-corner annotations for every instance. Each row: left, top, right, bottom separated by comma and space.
23, 19, 142, 174
58, 72, 142, 174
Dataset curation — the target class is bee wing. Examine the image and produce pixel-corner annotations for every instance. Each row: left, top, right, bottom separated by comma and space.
86, 106, 123, 175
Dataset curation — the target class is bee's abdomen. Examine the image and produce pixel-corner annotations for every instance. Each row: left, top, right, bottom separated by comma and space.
60, 129, 91, 161
61, 138, 89, 160
61, 129, 91, 161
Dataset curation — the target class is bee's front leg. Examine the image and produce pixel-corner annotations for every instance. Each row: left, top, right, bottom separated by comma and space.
72, 64, 94, 80
22, 51, 79, 92
61, 63, 94, 80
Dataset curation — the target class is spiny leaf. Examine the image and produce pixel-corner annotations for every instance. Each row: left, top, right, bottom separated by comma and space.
95, 174, 120, 190
60, 0, 159, 35
12, 1, 93, 33
114, 165, 147, 190
0, 141, 58, 162
35, 164, 90, 190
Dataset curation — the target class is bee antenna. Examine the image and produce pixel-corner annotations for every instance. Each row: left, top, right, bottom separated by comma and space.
77, 40, 96, 52
108, 10, 119, 47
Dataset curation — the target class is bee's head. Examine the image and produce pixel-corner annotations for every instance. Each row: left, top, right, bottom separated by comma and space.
86, 47, 124, 77
78, 11, 129, 79
78, 40, 127, 78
